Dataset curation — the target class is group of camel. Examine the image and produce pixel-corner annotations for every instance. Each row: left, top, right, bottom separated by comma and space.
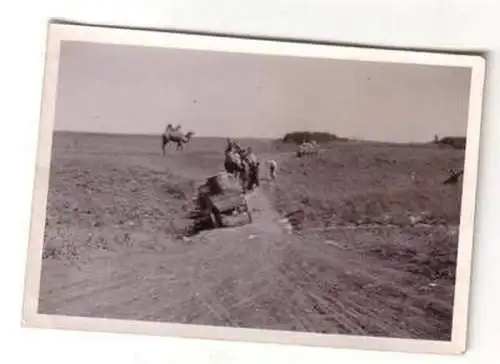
223, 141, 261, 191
161, 125, 463, 186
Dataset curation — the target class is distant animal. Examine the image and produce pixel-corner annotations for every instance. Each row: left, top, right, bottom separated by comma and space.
297, 141, 318, 157
161, 130, 194, 155
443, 168, 464, 185
267, 159, 278, 180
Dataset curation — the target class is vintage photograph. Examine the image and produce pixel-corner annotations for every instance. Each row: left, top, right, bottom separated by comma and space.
23, 23, 485, 354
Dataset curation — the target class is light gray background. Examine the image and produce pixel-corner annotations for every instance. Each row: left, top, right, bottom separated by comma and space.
1, 0, 498, 364
56, 41, 470, 142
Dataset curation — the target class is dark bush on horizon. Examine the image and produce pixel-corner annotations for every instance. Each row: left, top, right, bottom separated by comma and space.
283, 131, 344, 144
434, 136, 466, 150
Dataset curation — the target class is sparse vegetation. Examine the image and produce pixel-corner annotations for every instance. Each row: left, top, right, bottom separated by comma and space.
39, 131, 464, 341
434, 136, 466, 150
265, 142, 463, 229
283, 131, 342, 144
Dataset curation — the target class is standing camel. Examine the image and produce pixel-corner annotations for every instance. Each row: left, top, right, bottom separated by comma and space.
161, 130, 194, 155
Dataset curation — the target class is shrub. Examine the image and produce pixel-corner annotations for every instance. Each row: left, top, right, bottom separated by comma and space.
435, 136, 466, 150
283, 131, 341, 144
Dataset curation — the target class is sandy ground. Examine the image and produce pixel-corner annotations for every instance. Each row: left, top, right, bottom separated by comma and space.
38, 132, 463, 340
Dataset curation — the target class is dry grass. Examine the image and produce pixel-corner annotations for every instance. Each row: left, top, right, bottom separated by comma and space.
265, 142, 464, 228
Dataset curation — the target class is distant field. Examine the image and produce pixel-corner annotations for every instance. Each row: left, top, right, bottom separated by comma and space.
266, 140, 464, 228
39, 131, 465, 341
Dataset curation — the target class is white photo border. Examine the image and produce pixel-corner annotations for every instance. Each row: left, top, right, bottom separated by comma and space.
22, 22, 487, 355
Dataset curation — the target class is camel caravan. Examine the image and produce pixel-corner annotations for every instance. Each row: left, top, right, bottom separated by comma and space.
223, 139, 261, 192
161, 123, 462, 194
159, 124, 463, 234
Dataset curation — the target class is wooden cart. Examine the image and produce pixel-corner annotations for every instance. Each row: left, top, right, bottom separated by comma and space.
188, 172, 253, 230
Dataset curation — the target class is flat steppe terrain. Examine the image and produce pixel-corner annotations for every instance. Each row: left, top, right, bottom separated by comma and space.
38, 132, 464, 341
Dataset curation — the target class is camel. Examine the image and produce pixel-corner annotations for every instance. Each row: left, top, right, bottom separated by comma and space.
297, 141, 319, 157
161, 130, 194, 155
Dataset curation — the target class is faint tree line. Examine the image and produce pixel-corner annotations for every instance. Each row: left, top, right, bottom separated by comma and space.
282, 131, 348, 144
433, 134, 466, 150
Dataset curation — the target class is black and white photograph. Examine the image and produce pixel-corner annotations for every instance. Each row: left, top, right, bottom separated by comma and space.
22, 22, 485, 354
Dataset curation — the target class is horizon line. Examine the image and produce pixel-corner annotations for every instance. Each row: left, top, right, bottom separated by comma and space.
52, 130, 466, 145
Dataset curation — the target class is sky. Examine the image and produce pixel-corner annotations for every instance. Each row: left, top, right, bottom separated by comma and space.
53, 40, 472, 143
